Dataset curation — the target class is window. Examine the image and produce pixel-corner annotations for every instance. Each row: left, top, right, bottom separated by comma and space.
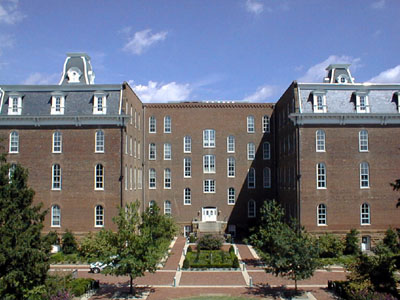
317, 163, 326, 189
262, 116, 270, 133
316, 130, 325, 152
356, 94, 370, 113
52, 132, 62, 153
138, 142, 141, 159
95, 130, 104, 153
164, 143, 171, 160
130, 167, 133, 190
8, 95, 22, 115
125, 135, 128, 155
227, 135, 235, 153
130, 137, 132, 156
248, 200, 256, 218
149, 200, 155, 208
130, 106, 133, 125
247, 115, 255, 133
203, 179, 216, 193
361, 203, 370, 225
138, 169, 142, 189
184, 188, 191, 205
134, 109, 136, 127
164, 116, 171, 133
149, 116, 156, 133
124, 165, 128, 190
149, 143, 156, 160
263, 142, 270, 160
134, 168, 137, 190
95, 164, 104, 190
149, 168, 156, 189
93, 93, 107, 114
51, 94, 65, 114
227, 187, 235, 205
95, 205, 104, 227
313, 93, 327, 113
9, 131, 19, 153
247, 143, 255, 160
164, 200, 172, 215
203, 155, 216, 173
184, 157, 191, 177
227, 157, 235, 177
184, 136, 191, 153
263, 167, 271, 188
164, 168, 171, 189
52, 164, 61, 190
359, 130, 368, 152
8, 163, 16, 182
203, 129, 215, 148
317, 204, 327, 225
360, 162, 370, 188
248, 168, 256, 188
51, 205, 61, 227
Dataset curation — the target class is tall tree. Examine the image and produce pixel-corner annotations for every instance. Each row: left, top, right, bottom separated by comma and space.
0, 160, 49, 299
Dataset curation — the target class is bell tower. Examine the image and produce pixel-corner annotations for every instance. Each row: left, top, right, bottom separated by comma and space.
59, 53, 95, 85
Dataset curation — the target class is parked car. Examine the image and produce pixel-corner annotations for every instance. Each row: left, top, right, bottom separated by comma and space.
90, 256, 117, 273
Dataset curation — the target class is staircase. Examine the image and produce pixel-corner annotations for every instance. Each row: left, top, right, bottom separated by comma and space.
193, 221, 227, 237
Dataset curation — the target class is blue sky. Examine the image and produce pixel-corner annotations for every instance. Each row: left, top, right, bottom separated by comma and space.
0, 0, 399, 103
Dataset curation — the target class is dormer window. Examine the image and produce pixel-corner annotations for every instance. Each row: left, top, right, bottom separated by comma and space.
8, 94, 22, 115
51, 93, 65, 115
313, 92, 327, 113
66, 67, 82, 83
93, 92, 107, 114
355, 92, 370, 113
337, 74, 350, 84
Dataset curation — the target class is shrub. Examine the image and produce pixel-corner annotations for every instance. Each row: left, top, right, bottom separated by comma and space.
232, 256, 239, 268
182, 258, 190, 269
62, 230, 78, 254
225, 234, 232, 243
344, 229, 360, 255
317, 233, 344, 258
383, 228, 399, 253
229, 245, 235, 254
197, 234, 223, 250
67, 278, 95, 296
189, 234, 196, 243
79, 230, 116, 260
44, 231, 60, 246
187, 245, 192, 253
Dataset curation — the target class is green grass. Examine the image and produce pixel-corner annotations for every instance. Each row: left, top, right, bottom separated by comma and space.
184, 250, 237, 268
317, 255, 355, 267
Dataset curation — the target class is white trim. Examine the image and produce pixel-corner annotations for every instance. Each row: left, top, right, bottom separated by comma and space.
360, 203, 371, 225
203, 179, 216, 193
51, 205, 61, 227
247, 200, 256, 218
358, 130, 368, 152
316, 163, 326, 189
95, 164, 104, 191
360, 162, 370, 189
227, 187, 235, 205
227, 135, 235, 153
227, 157, 235, 178
94, 205, 105, 228
52, 131, 62, 153
52, 164, 62, 190
317, 203, 327, 226
82, 55, 89, 84
184, 157, 191, 178
316, 130, 326, 152
149, 168, 156, 189
183, 188, 191, 205
59, 56, 70, 85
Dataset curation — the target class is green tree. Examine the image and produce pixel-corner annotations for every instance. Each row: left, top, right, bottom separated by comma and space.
250, 200, 318, 293
0, 160, 49, 299
344, 229, 361, 255
79, 230, 116, 261
383, 228, 399, 253
103, 201, 176, 295
61, 229, 78, 254
391, 179, 400, 207
317, 233, 344, 258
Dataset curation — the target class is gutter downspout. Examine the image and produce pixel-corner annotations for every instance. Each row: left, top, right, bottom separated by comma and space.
142, 105, 146, 214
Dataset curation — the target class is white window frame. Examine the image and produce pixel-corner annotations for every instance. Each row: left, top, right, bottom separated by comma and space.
227, 157, 235, 177
51, 94, 65, 115
248, 200, 256, 218
130, 137, 132, 156
95, 205, 104, 227
184, 136, 191, 153
313, 92, 327, 113
262, 115, 270, 133
359, 130, 368, 152
361, 203, 370, 225
316, 163, 326, 189
203, 179, 216, 193
149, 168, 156, 189
149, 116, 156, 133
203, 129, 216, 148
124, 165, 128, 191
247, 143, 255, 160
164, 143, 171, 160
52, 164, 62, 190
95, 130, 104, 153
8, 95, 22, 115
164, 168, 171, 189
52, 131, 62, 153
149, 143, 156, 160
316, 130, 325, 152
9, 131, 19, 153
95, 164, 104, 190
184, 188, 191, 205
51, 205, 61, 227
138, 168, 142, 189
317, 204, 327, 226
360, 162, 370, 189
184, 157, 192, 178
164, 200, 172, 215
356, 93, 370, 113
263, 142, 270, 160
93, 92, 107, 114
130, 166, 133, 190
203, 155, 216, 173
247, 115, 255, 133
263, 167, 271, 188
164, 116, 171, 133
248, 168, 256, 189
227, 135, 235, 153
227, 187, 235, 205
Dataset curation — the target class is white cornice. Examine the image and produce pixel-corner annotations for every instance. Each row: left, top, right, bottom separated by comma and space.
289, 113, 400, 126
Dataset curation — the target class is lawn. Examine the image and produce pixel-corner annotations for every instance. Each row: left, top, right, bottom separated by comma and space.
183, 250, 239, 269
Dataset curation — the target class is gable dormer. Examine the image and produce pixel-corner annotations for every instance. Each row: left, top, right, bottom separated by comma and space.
59, 53, 95, 85
8, 93, 23, 115
323, 64, 355, 84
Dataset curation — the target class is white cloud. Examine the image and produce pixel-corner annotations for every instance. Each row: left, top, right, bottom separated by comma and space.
245, 0, 264, 15
129, 80, 191, 103
244, 85, 275, 102
0, 0, 25, 25
371, 0, 386, 9
368, 65, 400, 83
22, 72, 60, 85
123, 29, 168, 55
298, 55, 361, 82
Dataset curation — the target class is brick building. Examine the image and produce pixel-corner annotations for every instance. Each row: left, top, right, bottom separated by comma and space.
1, 56, 399, 245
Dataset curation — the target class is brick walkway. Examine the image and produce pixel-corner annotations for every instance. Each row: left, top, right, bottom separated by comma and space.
62, 238, 345, 299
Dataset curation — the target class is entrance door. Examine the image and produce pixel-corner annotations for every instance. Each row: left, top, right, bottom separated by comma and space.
202, 207, 217, 222
361, 236, 371, 252
184, 225, 191, 237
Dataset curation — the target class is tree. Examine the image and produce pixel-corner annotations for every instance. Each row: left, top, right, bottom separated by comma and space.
0, 160, 49, 299
383, 228, 399, 253
391, 179, 400, 207
344, 229, 361, 255
61, 230, 78, 254
103, 201, 176, 295
250, 200, 318, 293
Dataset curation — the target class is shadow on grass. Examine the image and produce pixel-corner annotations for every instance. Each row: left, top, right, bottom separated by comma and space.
245, 285, 310, 299
90, 283, 154, 299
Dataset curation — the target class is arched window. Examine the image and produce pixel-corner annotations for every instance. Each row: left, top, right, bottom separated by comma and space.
9, 131, 19, 153
164, 116, 171, 133
95, 205, 104, 227
359, 130, 368, 152
316, 163, 326, 189
184, 188, 191, 205
263, 167, 271, 188
52, 164, 61, 190
247, 115, 255, 133
227, 135, 235, 153
262, 115, 270, 133
227, 187, 235, 205
95, 130, 104, 153
248, 168, 256, 188
164, 168, 171, 189
316, 130, 325, 152
360, 162, 369, 188
247, 143, 255, 160
361, 203, 370, 225
149, 168, 156, 189
248, 200, 256, 218
149, 200, 156, 208
53, 131, 62, 153
51, 205, 61, 227
184, 136, 191, 153
149, 143, 156, 160
95, 164, 104, 190
263, 142, 270, 160
164, 200, 171, 215
317, 204, 327, 225
149, 116, 156, 133
227, 157, 235, 177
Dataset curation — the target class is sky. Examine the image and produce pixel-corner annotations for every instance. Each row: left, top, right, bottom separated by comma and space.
0, 0, 399, 103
